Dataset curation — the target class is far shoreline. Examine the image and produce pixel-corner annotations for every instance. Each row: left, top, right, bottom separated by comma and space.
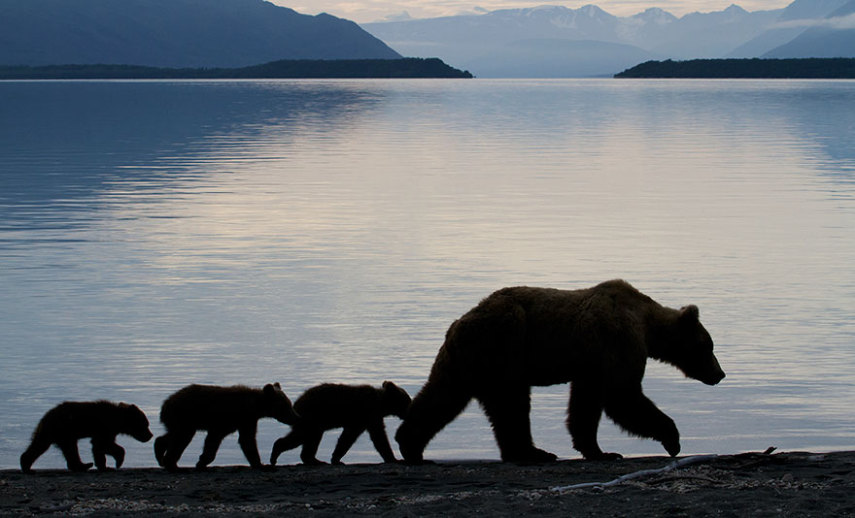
615, 57, 855, 79
0, 58, 473, 80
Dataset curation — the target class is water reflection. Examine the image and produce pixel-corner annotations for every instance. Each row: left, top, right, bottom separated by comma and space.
1, 79, 853, 469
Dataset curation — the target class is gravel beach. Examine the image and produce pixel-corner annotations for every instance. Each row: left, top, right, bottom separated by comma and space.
3, 450, 854, 517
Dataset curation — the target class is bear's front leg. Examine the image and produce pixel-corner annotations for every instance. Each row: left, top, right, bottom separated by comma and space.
237, 424, 268, 470
603, 389, 680, 457
91, 437, 125, 470
567, 382, 623, 460
365, 422, 397, 464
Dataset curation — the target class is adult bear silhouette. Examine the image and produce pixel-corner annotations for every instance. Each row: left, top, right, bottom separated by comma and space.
154, 383, 298, 471
395, 280, 725, 463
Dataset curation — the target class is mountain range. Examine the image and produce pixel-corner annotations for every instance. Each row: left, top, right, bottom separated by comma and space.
0, 0, 400, 68
363, 0, 855, 77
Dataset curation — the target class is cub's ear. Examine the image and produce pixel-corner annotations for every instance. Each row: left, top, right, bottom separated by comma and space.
680, 305, 699, 321
273, 382, 282, 390
382, 381, 397, 391
263, 383, 276, 396
118, 402, 131, 409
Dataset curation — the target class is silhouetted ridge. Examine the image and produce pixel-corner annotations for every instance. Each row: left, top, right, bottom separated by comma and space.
0, 0, 400, 67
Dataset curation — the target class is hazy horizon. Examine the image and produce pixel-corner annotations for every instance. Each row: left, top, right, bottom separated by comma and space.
275, 0, 794, 23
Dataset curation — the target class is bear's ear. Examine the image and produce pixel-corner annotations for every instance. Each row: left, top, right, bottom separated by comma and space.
263, 383, 276, 396
118, 402, 130, 409
680, 305, 700, 321
273, 382, 282, 391
382, 381, 396, 391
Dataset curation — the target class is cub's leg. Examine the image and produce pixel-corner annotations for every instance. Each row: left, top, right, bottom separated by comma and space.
197, 431, 227, 469
58, 439, 93, 472
270, 430, 305, 465
298, 427, 326, 465
91, 437, 125, 470
330, 425, 366, 465
366, 422, 397, 463
153, 435, 168, 466
237, 423, 264, 469
162, 429, 195, 471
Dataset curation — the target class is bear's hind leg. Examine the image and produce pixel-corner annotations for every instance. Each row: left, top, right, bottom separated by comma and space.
270, 430, 304, 465
197, 430, 227, 469
57, 439, 93, 472
331, 425, 365, 465
162, 430, 194, 471
20, 435, 52, 473
395, 378, 473, 464
153, 434, 168, 466
567, 381, 621, 460
478, 386, 556, 463
298, 427, 326, 466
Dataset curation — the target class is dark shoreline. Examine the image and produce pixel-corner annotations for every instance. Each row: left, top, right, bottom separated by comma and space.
616, 58, 855, 79
3, 450, 854, 516
0, 58, 473, 80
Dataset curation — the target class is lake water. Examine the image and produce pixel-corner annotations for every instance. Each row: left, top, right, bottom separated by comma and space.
1, 79, 854, 470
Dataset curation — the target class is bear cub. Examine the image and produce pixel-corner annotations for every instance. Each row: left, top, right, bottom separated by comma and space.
20, 400, 153, 473
154, 383, 298, 471
270, 381, 411, 466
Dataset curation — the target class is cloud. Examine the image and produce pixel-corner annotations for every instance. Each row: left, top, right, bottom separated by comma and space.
383, 10, 412, 21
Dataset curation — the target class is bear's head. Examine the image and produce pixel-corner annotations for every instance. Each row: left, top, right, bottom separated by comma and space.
653, 305, 725, 386
118, 403, 154, 442
381, 381, 412, 419
263, 382, 300, 425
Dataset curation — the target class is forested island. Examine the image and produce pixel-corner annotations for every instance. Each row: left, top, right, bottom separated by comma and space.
616, 58, 855, 79
0, 58, 472, 80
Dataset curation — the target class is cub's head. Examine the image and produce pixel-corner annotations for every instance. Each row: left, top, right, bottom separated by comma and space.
263, 382, 300, 425
381, 381, 412, 419
118, 403, 154, 443
655, 305, 725, 386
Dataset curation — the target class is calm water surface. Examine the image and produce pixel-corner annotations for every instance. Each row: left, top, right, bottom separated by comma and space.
1, 79, 853, 469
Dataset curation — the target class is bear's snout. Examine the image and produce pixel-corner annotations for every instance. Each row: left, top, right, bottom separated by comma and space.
136, 429, 154, 442
702, 355, 725, 385
703, 370, 725, 386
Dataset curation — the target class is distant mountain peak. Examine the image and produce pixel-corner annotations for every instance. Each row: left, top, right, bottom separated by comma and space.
632, 7, 678, 24
580, 4, 608, 17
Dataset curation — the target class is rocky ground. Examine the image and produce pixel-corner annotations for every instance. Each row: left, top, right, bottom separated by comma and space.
3, 450, 854, 516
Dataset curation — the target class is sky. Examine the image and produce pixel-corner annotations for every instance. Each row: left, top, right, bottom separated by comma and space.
273, 1, 795, 23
